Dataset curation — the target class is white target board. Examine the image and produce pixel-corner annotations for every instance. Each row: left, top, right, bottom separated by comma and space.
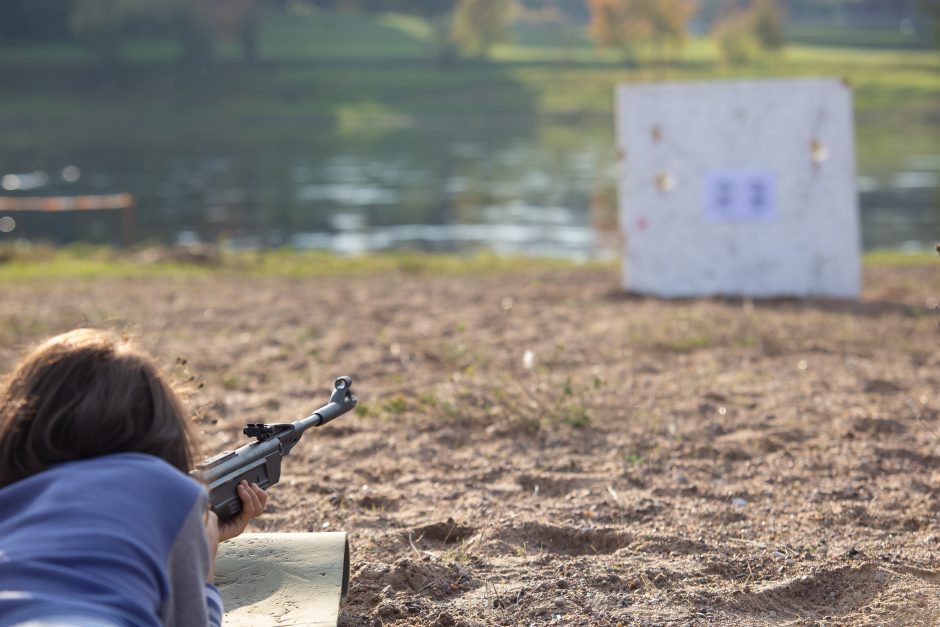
616, 78, 861, 298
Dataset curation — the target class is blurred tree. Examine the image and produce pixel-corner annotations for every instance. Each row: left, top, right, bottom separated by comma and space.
327, 0, 457, 18
68, 0, 264, 65
431, 13, 460, 65
712, 7, 757, 64
919, 0, 940, 46
451, 0, 516, 58
586, 0, 696, 62
70, 0, 171, 64
650, 0, 697, 53
186, 0, 263, 62
750, 0, 785, 50
712, 0, 785, 65
516, 0, 590, 21
0, 0, 73, 42
588, 0, 650, 59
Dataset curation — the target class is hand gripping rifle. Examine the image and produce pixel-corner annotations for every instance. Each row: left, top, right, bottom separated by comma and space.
197, 376, 357, 521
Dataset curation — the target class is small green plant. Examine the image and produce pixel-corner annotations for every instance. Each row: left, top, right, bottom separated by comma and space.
625, 453, 646, 465
513, 415, 544, 435
536, 376, 593, 430
383, 395, 407, 414
562, 407, 591, 428
438, 401, 460, 419
448, 540, 475, 567
653, 335, 713, 353
222, 375, 245, 390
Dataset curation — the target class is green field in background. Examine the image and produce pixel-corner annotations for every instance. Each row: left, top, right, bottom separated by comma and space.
0, 245, 932, 282
0, 10, 936, 121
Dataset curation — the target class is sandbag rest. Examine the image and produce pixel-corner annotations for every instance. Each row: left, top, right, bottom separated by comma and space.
215, 532, 350, 627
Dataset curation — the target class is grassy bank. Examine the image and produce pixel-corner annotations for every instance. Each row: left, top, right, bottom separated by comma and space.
0, 245, 932, 281
0, 245, 606, 281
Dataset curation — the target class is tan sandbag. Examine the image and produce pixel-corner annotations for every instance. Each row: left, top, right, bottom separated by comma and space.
215, 532, 350, 627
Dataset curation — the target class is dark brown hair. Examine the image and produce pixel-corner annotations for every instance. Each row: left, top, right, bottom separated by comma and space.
0, 329, 195, 488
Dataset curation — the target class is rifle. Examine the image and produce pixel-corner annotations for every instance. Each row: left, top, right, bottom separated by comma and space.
197, 376, 357, 520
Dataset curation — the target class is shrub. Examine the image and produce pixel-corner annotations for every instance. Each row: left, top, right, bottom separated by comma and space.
712, 0, 785, 66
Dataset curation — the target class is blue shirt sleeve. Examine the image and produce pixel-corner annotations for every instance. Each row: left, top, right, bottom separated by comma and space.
0, 453, 217, 627
205, 585, 223, 627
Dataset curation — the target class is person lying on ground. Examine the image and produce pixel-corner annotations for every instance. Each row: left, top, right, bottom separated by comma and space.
0, 328, 266, 627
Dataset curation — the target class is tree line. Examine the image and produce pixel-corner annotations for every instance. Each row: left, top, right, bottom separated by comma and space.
0, 0, 266, 62
0, 0, 519, 64
0, 0, 935, 66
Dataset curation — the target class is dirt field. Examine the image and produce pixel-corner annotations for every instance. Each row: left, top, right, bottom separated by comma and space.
1, 261, 938, 625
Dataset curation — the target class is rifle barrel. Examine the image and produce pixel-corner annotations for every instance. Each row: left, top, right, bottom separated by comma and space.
199, 376, 356, 520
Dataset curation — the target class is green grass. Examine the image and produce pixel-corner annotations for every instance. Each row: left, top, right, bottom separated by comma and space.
0, 246, 609, 282
787, 24, 935, 50
258, 11, 433, 60
0, 246, 931, 281
862, 248, 939, 266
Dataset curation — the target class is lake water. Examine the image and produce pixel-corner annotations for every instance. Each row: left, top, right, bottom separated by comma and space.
0, 119, 936, 259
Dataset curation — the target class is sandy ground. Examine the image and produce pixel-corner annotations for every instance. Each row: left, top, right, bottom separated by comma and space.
1, 262, 939, 626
